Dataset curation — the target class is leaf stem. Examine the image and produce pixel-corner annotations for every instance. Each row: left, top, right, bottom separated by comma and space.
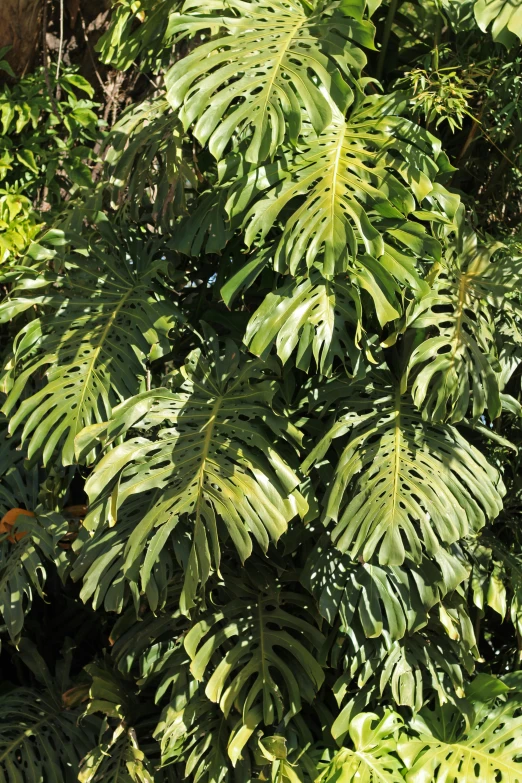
376, 0, 399, 82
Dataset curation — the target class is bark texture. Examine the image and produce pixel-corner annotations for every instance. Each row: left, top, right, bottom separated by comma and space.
0, 0, 43, 77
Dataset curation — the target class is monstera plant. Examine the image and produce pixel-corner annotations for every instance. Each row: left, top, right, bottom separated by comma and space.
0, 0, 521, 781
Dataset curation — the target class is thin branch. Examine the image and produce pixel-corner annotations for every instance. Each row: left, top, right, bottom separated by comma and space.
376, 0, 399, 82
42, 0, 62, 120
56, 0, 65, 93
79, 10, 107, 94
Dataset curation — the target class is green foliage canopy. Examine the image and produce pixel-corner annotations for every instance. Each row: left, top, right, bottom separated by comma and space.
0, 0, 522, 781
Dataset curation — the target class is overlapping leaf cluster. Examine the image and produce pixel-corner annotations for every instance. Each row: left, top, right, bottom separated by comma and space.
0, 0, 521, 781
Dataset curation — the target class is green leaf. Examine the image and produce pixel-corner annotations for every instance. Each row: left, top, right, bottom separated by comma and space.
403, 215, 521, 423
474, 0, 522, 45
330, 588, 477, 721
401, 698, 522, 782
79, 725, 155, 783
0, 59, 15, 78
0, 418, 39, 514
302, 538, 469, 638
0, 686, 98, 782
221, 247, 272, 308
15, 149, 39, 174
103, 97, 197, 224
62, 159, 93, 189
154, 695, 240, 780
73, 336, 304, 613
70, 106, 99, 128
245, 271, 365, 376
1, 230, 181, 465
466, 673, 512, 704
0, 511, 69, 642
227, 94, 446, 277
165, 0, 373, 161
62, 73, 96, 98
305, 371, 504, 564
184, 577, 325, 726
317, 712, 404, 783
173, 189, 233, 257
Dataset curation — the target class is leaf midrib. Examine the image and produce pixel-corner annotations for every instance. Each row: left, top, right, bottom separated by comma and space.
391, 386, 402, 525
194, 396, 223, 522
446, 271, 471, 384
353, 749, 400, 783
327, 120, 346, 253
0, 706, 60, 763
257, 14, 307, 123
73, 285, 135, 440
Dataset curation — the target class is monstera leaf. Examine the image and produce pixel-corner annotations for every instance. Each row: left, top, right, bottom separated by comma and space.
0, 680, 97, 783
103, 97, 197, 225
78, 662, 163, 783
400, 697, 522, 782
166, 0, 374, 162
317, 712, 404, 783
155, 696, 239, 779
0, 228, 181, 465
184, 577, 325, 726
79, 725, 155, 783
302, 538, 469, 639
304, 372, 504, 565
403, 217, 522, 423
244, 271, 365, 376
108, 580, 195, 711
474, 0, 522, 45
0, 511, 68, 642
331, 603, 477, 724
73, 336, 304, 613
0, 416, 39, 514
468, 535, 522, 642
227, 93, 453, 293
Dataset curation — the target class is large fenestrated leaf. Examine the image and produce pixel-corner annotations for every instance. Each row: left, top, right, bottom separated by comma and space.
302, 538, 469, 639
79, 725, 155, 783
108, 579, 195, 708
0, 228, 181, 465
330, 599, 477, 724
0, 684, 97, 782
317, 712, 404, 783
103, 97, 197, 226
184, 578, 325, 726
244, 271, 365, 376
73, 337, 304, 613
304, 372, 504, 565
174, 189, 234, 258
165, 0, 374, 162
98, 0, 181, 71
400, 697, 522, 782
154, 696, 242, 780
403, 217, 522, 423
77, 660, 169, 783
225, 93, 455, 322
474, 0, 522, 45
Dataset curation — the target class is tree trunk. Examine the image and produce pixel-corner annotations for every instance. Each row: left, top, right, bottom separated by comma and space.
0, 0, 43, 77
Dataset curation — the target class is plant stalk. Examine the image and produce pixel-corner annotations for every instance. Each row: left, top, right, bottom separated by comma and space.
376, 0, 399, 82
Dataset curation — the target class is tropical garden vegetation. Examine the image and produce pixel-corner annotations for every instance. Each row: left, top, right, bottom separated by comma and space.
1, 0, 522, 780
